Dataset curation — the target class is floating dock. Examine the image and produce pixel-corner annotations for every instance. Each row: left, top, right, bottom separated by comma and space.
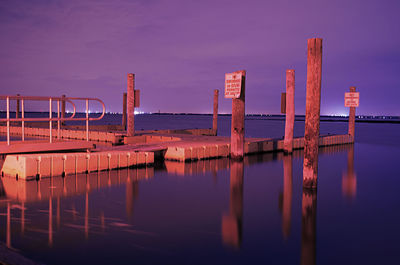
1, 127, 353, 180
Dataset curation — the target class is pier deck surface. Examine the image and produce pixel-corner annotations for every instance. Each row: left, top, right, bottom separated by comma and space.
0, 140, 95, 155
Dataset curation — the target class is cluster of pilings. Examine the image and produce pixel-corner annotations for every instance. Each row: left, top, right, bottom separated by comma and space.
118, 38, 356, 191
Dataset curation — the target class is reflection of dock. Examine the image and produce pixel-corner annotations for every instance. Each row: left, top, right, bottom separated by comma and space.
0, 167, 153, 203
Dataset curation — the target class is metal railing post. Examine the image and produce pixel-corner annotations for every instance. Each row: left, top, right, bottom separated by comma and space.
49, 98, 52, 143
86, 99, 89, 141
22, 99, 25, 141
57, 100, 60, 140
6, 97, 10, 145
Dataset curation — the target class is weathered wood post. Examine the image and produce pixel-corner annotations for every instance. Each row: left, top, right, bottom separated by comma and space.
282, 155, 293, 239
303, 38, 322, 189
122, 92, 127, 130
284, 70, 295, 154
300, 189, 317, 265
61, 94, 66, 126
226, 70, 246, 160
127, 73, 135, 136
348, 86, 356, 138
222, 160, 244, 248
212, 89, 219, 135
16, 94, 20, 119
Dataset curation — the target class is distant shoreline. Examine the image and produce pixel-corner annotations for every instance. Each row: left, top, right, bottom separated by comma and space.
1, 111, 399, 124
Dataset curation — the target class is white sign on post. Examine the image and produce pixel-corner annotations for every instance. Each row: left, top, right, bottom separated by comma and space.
345, 92, 360, 107
224, 72, 242, 98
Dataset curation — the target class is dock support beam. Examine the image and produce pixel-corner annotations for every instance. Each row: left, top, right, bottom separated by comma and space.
213, 89, 219, 135
284, 70, 295, 154
348, 86, 356, 138
122, 92, 127, 130
303, 38, 322, 189
127, 73, 135, 136
230, 70, 246, 160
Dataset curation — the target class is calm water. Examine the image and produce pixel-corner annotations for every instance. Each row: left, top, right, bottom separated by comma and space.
1, 115, 400, 264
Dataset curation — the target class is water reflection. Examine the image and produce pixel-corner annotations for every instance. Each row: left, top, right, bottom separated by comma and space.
222, 161, 244, 248
342, 145, 356, 200
301, 189, 317, 265
0, 145, 359, 264
281, 155, 293, 239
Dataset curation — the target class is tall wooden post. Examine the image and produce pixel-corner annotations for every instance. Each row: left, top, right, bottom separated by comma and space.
122, 92, 127, 129
284, 70, 295, 154
348, 86, 356, 138
231, 70, 246, 160
127, 73, 135, 136
61, 94, 66, 126
303, 38, 323, 189
213, 89, 219, 135
300, 189, 317, 265
16, 94, 20, 119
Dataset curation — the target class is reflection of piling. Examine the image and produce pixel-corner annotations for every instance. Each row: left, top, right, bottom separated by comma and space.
127, 73, 135, 136
85, 192, 89, 239
342, 145, 356, 199
126, 175, 139, 220
213, 89, 219, 135
222, 161, 244, 248
348, 86, 356, 138
7, 202, 11, 248
122, 92, 127, 130
303, 38, 323, 189
49, 197, 53, 247
16, 94, 20, 119
231, 70, 246, 160
21, 202, 25, 235
61, 94, 66, 126
300, 189, 317, 265
282, 155, 293, 239
284, 70, 295, 154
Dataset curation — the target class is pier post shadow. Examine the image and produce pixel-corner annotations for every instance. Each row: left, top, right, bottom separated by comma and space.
222, 160, 244, 248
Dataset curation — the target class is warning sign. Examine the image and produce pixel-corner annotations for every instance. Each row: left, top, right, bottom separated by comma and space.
224, 72, 242, 98
345, 92, 359, 107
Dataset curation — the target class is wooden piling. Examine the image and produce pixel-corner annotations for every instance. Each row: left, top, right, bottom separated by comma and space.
348, 86, 356, 138
122, 92, 127, 130
284, 70, 295, 154
127, 73, 135, 136
230, 70, 246, 160
303, 38, 322, 189
213, 89, 219, 135
16, 94, 20, 119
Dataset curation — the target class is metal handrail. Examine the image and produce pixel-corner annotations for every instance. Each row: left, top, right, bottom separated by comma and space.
0, 95, 106, 145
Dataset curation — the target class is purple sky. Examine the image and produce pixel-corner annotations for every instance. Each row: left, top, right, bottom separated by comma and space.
1, 0, 399, 115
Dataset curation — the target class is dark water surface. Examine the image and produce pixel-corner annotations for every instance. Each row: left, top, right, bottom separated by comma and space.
1, 115, 400, 264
